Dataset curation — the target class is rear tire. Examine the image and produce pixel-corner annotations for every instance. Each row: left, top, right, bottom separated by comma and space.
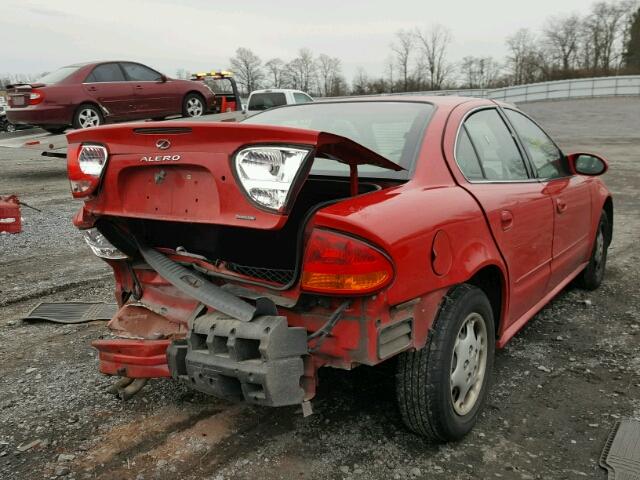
73, 104, 103, 129
396, 284, 495, 442
182, 93, 205, 118
6, 123, 16, 133
577, 210, 609, 290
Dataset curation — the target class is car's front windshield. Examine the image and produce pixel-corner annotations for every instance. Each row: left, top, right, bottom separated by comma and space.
37, 66, 80, 84
244, 101, 434, 179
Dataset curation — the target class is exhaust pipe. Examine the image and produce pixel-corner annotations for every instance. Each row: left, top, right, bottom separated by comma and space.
119, 378, 148, 400
105, 377, 148, 400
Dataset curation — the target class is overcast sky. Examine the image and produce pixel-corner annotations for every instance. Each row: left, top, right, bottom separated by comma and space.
2, 0, 596, 81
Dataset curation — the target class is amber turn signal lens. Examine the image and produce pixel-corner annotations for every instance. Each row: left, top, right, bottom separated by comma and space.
301, 229, 393, 295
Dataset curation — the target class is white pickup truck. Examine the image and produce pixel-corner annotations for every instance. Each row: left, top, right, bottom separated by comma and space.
243, 89, 313, 114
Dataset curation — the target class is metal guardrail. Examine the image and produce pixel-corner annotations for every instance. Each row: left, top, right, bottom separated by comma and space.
324, 75, 640, 103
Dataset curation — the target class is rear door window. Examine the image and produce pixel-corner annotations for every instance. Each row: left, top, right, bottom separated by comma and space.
293, 92, 312, 104
504, 109, 569, 179
86, 63, 126, 83
121, 63, 163, 81
462, 109, 529, 181
455, 127, 485, 180
248, 92, 287, 111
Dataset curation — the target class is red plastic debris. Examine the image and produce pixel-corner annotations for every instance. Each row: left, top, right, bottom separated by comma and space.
0, 195, 22, 234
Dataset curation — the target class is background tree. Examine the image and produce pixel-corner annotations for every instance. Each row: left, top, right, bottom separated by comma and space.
264, 58, 286, 88
506, 29, 542, 84
316, 54, 342, 96
543, 14, 581, 72
459, 56, 502, 88
286, 48, 317, 93
351, 67, 369, 95
625, 6, 640, 68
391, 29, 415, 92
415, 24, 454, 89
229, 47, 264, 94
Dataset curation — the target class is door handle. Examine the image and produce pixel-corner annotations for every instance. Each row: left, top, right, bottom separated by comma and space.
556, 198, 567, 214
500, 210, 514, 231
135, 85, 143, 90
87, 86, 97, 92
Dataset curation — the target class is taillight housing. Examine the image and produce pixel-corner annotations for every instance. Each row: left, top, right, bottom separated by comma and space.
67, 143, 109, 198
29, 90, 44, 105
301, 229, 394, 295
233, 145, 311, 212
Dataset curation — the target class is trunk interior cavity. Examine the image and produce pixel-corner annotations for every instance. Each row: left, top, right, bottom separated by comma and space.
99, 177, 386, 287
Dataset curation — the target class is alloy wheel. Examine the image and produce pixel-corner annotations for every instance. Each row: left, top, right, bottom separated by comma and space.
450, 312, 488, 416
186, 98, 203, 117
78, 108, 101, 128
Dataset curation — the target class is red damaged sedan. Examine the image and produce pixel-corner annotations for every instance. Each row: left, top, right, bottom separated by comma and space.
66, 97, 612, 441
6, 61, 214, 134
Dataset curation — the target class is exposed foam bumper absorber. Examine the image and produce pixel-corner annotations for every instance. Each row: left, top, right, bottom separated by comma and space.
167, 313, 308, 407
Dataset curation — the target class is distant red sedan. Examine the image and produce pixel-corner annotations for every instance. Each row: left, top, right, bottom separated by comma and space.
6, 61, 214, 133
67, 97, 612, 441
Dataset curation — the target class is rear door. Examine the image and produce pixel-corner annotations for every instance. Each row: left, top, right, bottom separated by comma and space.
293, 92, 313, 104
454, 108, 555, 325
83, 63, 133, 119
503, 109, 592, 289
121, 62, 178, 117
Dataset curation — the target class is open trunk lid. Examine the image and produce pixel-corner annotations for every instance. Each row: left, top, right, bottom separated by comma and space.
68, 121, 402, 231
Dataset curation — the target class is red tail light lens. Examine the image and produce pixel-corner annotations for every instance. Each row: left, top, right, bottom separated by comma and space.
67, 143, 109, 198
301, 229, 394, 295
29, 90, 44, 105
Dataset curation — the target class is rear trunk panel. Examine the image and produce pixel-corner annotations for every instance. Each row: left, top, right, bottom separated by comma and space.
70, 122, 399, 287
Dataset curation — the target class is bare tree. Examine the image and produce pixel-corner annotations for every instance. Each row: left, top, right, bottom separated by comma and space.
316, 54, 342, 96
383, 55, 395, 92
229, 47, 264, 94
459, 56, 502, 88
625, 5, 640, 68
415, 24, 454, 90
506, 29, 543, 84
391, 29, 415, 91
543, 14, 581, 72
264, 58, 286, 88
351, 67, 369, 95
584, 1, 631, 72
285, 48, 317, 93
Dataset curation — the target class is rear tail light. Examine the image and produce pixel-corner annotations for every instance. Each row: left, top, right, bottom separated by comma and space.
29, 90, 44, 105
301, 229, 394, 295
67, 144, 109, 198
233, 146, 311, 212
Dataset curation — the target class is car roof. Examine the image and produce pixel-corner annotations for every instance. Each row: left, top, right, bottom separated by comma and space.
250, 89, 309, 95
313, 95, 492, 109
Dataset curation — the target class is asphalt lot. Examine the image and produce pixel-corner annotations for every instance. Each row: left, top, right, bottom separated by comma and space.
0, 97, 639, 480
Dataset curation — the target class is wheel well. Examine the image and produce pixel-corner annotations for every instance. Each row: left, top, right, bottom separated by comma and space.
466, 265, 504, 338
184, 91, 205, 102
74, 102, 103, 119
603, 197, 613, 246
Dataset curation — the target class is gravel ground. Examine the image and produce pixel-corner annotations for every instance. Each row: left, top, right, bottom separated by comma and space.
0, 97, 639, 480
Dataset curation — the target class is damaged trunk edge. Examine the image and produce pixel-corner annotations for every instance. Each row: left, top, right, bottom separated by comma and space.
68, 122, 425, 407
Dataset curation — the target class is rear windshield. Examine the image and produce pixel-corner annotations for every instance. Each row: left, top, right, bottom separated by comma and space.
37, 66, 80, 84
244, 101, 434, 179
248, 92, 287, 111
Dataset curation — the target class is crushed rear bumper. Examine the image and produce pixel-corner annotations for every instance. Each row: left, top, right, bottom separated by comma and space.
167, 313, 308, 407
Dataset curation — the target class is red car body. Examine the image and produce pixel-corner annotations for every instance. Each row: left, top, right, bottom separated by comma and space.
6, 61, 214, 132
66, 96, 612, 439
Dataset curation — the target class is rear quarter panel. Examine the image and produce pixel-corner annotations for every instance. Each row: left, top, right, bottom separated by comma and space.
313, 184, 506, 308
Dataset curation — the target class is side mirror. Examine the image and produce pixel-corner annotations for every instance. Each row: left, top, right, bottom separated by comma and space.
566, 153, 608, 176
159, 74, 168, 83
